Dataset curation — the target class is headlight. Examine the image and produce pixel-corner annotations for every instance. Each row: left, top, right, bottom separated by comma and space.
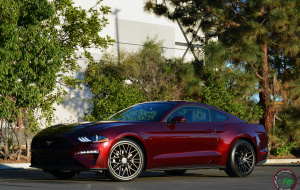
77, 135, 109, 143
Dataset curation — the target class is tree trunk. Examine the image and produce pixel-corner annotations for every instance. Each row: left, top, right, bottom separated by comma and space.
259, 42, 274, 132
12, 123, 22, 161
3, 145, 8, 159
26, 139, 30, 157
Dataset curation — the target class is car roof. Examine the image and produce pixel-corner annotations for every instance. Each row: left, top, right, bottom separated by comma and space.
140, 100, 216, 109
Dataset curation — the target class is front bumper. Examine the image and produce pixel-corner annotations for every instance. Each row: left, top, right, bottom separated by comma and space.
31, 136, 110, 170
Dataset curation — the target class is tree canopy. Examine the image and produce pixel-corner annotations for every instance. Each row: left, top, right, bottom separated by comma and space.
144, 0, 300, 134
84, 38, 262, 124
0, 0, 113, 159
84, 38, 182, 121
0, 0, 113, 126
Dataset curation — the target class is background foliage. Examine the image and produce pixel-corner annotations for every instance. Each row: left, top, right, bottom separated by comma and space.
84, 38, 262, 125
84, 38, 182, 121
0, 0, 113, 160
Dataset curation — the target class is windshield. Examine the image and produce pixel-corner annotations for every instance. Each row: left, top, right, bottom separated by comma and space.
107, 103, 175, 122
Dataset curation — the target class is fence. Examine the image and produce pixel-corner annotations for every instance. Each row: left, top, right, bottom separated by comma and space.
0, 95, 92, 158
0, 120, 30, 158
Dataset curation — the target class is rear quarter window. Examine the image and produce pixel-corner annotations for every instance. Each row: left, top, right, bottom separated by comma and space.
211, 110, 228, 122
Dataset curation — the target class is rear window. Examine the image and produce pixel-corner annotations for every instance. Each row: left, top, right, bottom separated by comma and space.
211, 110, 228, 122
167, 106, 210, 122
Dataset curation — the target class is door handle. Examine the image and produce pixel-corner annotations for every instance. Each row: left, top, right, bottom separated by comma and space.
207, 129, 216, 133
167, 123, 175, 130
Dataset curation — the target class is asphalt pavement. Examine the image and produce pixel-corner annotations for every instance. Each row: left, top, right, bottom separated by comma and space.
0, 165, 299, 190
0, 158, 299, 170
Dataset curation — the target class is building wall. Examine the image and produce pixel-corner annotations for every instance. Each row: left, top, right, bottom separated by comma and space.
116, 19, 175, 57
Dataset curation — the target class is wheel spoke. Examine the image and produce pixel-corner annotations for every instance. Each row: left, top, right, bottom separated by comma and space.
111, 158, 120, 162
131, 152, 139, 159
118, 165, 122, 175
235, 152, 241, 156
129, 149, 137, 156
127, 145, 132, 154
244, 162, 251, 170
244, 156, 253, 162
131, 162, 139, 169
122, 144, 127, 154
112, 149, 119, 156
129, 166, 137, 172
121, 166, 126, 177
112, 163, 121, 170
132, 158, 141, 163
111, 155, 121, 159
128, 166, 132, 176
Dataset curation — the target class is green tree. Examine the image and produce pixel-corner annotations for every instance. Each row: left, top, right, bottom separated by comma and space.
84, 38, 184, 121
85, 37, 261, 124
200, 69, 262, 123
269, 52, 300, 150
84, 51, 147, 121
145, 0, 299, 133
121, 38, 183, 101
180, 62, 262, 123
0, 0, 113, 159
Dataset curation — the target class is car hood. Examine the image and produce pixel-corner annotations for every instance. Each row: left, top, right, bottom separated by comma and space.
35, 121, 132, 137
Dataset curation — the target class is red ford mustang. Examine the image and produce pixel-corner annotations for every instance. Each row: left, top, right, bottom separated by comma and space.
31, 101, 268, 181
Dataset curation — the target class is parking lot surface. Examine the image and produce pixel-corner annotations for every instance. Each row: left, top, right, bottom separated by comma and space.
0, 165, 299, 190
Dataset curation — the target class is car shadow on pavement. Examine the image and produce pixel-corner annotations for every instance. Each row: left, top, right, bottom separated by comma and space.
0, 170, 229, 183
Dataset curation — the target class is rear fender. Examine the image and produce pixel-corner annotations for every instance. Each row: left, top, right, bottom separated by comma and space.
218, 123, 267, 165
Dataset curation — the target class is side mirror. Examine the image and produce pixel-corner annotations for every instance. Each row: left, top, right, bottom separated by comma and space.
171, 116, 186, 123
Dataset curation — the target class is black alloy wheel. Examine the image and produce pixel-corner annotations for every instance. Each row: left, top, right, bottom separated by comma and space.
225, 140, 256, 177
106, 139, 144, 181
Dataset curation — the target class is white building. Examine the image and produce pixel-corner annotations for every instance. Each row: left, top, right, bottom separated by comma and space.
52, 0, 206, 125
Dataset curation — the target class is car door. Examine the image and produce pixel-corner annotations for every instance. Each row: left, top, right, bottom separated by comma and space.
160, 106, 219, 167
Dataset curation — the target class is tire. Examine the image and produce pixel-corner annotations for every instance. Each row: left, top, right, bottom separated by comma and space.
48, 170, 80, 179
164, 170, 187, 176
225, 140, 256, 177
106, 139, 144, 182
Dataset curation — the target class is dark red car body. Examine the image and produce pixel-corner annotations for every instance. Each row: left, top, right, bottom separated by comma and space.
31, 101, 268, 181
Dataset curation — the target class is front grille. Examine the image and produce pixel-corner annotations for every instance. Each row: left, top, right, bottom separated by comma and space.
31, 153, 80, 166
31, 152, 84, 168
31, 136, 73, 150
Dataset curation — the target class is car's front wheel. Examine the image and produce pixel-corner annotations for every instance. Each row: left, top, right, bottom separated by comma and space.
48, 170, 80, 179
106, 139, 144, 181
225, 140, 256, 177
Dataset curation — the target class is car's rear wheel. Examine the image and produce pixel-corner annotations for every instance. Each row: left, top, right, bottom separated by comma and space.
48, 170, 80, 179
106, 139, 144, 182
164, 170, 187, 175
225, 140, 256, 177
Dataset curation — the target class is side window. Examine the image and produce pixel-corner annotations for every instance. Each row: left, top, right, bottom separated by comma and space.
193, 108, 209, 122
167, 108, 185, 122
211, 110, 228, 122
167, 106, 209, 122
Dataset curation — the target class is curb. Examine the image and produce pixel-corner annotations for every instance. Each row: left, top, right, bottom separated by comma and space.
264, 159, 300, 165
0, 159, 299, 170
0, 163, 31, 170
